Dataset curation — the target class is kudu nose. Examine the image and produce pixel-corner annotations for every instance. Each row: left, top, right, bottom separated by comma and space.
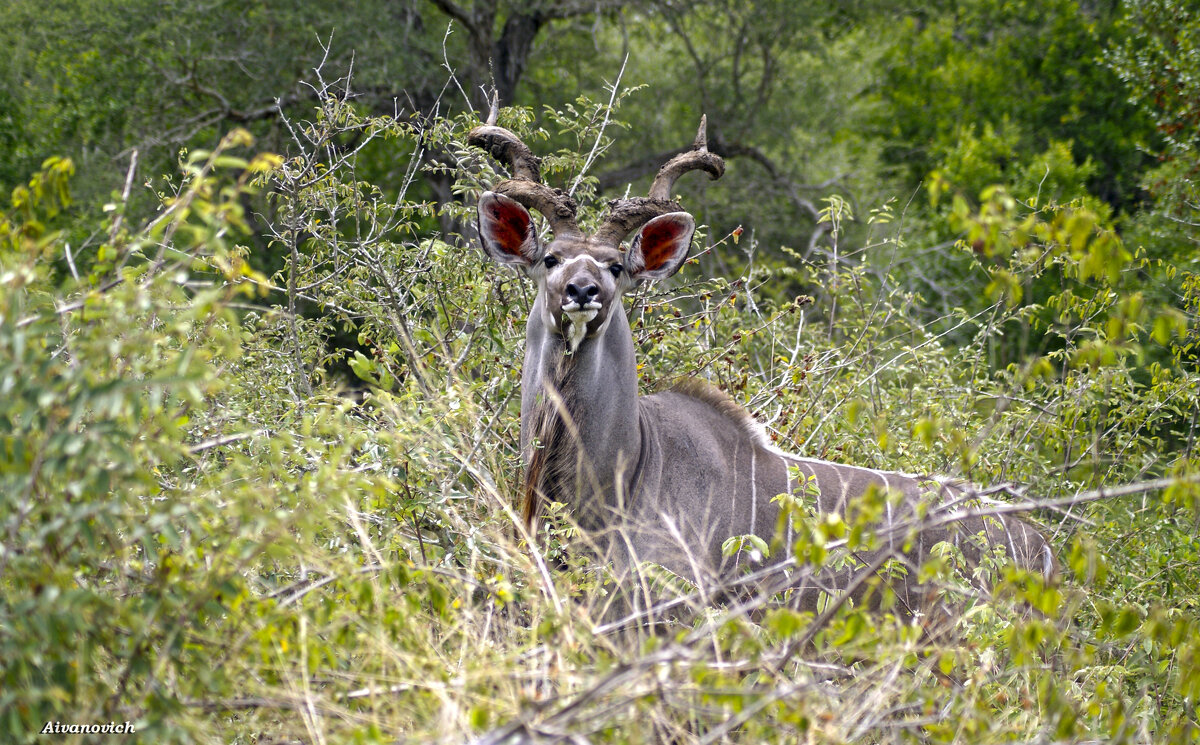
565, 281, 599, 306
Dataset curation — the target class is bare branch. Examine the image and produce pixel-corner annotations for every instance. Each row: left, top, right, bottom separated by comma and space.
717, 140, 821, 221
429, 0, 484, 43
187, 430, 267, 454
569, 53, 628, 197
595, 146, 690, 192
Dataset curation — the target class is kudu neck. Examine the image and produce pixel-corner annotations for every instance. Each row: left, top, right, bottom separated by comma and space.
521, 295, 642, 525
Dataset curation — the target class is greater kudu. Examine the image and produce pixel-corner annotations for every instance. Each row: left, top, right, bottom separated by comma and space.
470, 116, 1056, 621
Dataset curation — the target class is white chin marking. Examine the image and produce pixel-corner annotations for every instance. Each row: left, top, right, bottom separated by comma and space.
563, 308, 598, 353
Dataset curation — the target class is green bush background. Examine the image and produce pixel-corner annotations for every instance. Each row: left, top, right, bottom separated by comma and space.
2, 1, 1198, 741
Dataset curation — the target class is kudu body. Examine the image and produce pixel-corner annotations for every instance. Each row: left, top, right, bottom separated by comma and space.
471, 116, 1055, 618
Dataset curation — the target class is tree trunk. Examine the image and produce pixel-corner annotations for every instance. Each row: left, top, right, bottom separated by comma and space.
491, 12, 547, 107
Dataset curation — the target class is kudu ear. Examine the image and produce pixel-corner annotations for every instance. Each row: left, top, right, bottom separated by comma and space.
478, 191, 541, 266
625, 212, 695, 281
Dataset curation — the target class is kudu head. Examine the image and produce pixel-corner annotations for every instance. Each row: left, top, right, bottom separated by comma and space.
471, 114, 725, 352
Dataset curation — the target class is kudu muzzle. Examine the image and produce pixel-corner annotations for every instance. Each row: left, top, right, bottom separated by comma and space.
552, 260, 610, 352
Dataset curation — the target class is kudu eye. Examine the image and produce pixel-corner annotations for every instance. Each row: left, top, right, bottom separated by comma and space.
543, 255, 559, 269
609, 264, 623, 278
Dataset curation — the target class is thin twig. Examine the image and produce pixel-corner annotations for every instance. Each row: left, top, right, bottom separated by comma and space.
569, 54, 628, 197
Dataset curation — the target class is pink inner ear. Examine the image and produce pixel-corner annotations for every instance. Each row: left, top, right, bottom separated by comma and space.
482, 199, 532, 258
640, 217, 689, 272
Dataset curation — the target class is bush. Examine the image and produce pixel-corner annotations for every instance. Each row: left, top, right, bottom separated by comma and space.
2, 90, 1198, 743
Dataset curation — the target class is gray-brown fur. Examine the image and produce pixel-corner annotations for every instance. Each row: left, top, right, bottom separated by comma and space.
605, 385, 1057, 617
666, 378, 768, 449
473, 118, 1057, 622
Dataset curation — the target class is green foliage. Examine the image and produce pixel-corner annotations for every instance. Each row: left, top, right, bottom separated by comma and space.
0, 0, 454, 234
877, 0, 1155, 211
1108, 0, 1200, 316
865, 0, 1176, 341
2, 2, 1200, 742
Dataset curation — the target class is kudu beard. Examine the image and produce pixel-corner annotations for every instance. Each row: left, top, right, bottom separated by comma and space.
523, 352, 584, 529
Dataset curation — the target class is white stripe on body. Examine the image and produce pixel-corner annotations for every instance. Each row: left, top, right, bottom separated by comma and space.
749, 449, 757, 536
885, 492, 895, 549
999, 515, 1017, 558
762, 444, 929, 483
732, 446, 741, 570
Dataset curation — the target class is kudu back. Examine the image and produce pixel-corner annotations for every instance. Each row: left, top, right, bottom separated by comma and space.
470, 114, 1056, 622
